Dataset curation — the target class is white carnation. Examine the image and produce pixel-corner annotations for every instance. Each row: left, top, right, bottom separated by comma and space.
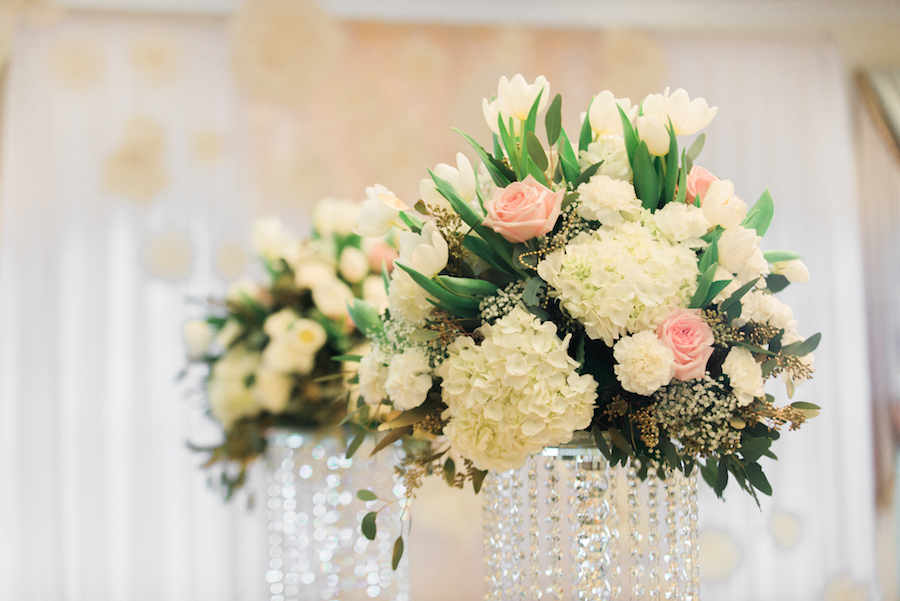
576, 175, 641, 225
358, 346, 390, 404
653, 202, 710, 245
385, 347, 433, 411
253, 367, 293, 413
721, 347, 764, 407
538, 221, 699, 346
735, 290, 798, 333
387, 268, 435, 325
578, 135, 632, 181
613, 330, 676, 395
208, 348, 262, 429
437, 306, 597, 472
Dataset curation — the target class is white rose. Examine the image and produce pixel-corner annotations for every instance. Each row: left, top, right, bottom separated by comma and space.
355, 184, 401, 238
588, 91, 636, 137
313, 198, 360, 236
576, 175, 641, 225
312, 279, 354, 321
208, 348, 262, 429
420, 153, 477, 211
183, 320, 214, 359
722, 347, 764, 407
253, 368, 293, 413
718, 226, 762, 272
635, 114, 670, 157
339, 246, 369, 283
613, 330, 676, 395
771, 259, 810, 284
385, 348, 433, 411
653, 202, 711, 244
396, 221, 448, 279
701, 180, 747, 229
363, 275, 389, 313
251, 217, 293, 262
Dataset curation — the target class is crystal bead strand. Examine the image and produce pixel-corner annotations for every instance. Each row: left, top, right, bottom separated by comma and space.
608, 462, 621, 598
576, 456, 613, 600
545, 456, 564, 598
678, 471, 691, 600
527, 456, 542, 599
510, 466, 526, 598
499, 471, 513, 593
688, 472, 701, 601
572, 457, 587, 599
482, 472, 499, 600
663, 476, 679, 600
627, 462, 645, 599
647, 470, 660, 599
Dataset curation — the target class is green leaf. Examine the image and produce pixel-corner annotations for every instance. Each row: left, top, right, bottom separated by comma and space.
579, 97, 594, 153
663, 118, 679, 206
361, 512, 378, 541
761, 358, 779, 377
357, 490, 378, 502
632, 141, 660, 210
378, 402, 437, 431
443, 458, 456, 486
395, 262, 480, 312
699, 231, 720, 274
617, 103, 637, 162
392, 536, 404, 570
743, 189, 775, 236
738, 437, 771, 463
745, 462, 772, 496
719, 278, 760, 314
701, 458, 718, 490
523, 277, 546, 307
332, 354, 362, 363
347, 299, 383, 336
454, 129, 513, 187
398, 210, 423, 233
472, 468, 488, 494
545, 94, 563, 146
591, 425, 613, 461
497, 115, 521, 177
409, 329, 440, 343
573, 162, 603, 189
370, 425, 413, 456
780, 332, 821, 357
523, 88, 545, 141
689, 264, 718, 309
438, 275, 500, 297
704, 280, 732, 307
462, 236, 512, 275
526, 131, 549, 172
346, 429, 367, 459
674, 149, 688, 205
763, 250, 804, 263
715, 457, 729, 496
687, 133, 706, 160
607, 427, 633, 455
661, 436, 681, 471
561, 192, 580, 211
558, 129, 581, 184
766, 273, 790, 293
790, 401, 821, 410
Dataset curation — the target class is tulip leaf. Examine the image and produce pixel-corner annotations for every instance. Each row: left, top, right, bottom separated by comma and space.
573, 162, 603, 189
663, 118, 679, 206
526, 131, 549, 172
361, 512, 378, 541
497, 114, 521, 177
454, 129, 513, 187
398, 210, 423, 234
617, 103, 637, 163
545, 93, 563, 146
523, 88, 545, 142
632, 141, 659, 210
674, 149, 689, 205
699, 230, 720, 274
524, 156, 550, 187
763, 250, 804, 263
689, 264, 718, 309
438, 275, 500, 297
332, 354, 362, 362
558, 129, 581, 184
396, 262, 480, 317
579, 96, 594, 153
780, 332, 821, 357
347, 299, 383, 336
392, 536, 405, 570
462, 236, 513, 275
743, 189, 775, 236
766, 273, 790, 293
687, 133, 706, 161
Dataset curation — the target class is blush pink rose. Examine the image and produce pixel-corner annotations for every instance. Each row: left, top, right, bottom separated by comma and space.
367, 242, 399, 273
686, 166, 719, 203
656, 308, 715, 381
483, 175, 563, 243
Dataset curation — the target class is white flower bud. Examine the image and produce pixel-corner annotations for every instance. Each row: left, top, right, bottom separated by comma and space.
635, 114, 670, 157
771, 259, 810, 284
339, 246, 369, 283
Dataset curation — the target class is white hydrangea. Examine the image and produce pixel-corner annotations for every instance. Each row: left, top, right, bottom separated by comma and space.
538, 221, 699, 346
721, 347, 764, 407
578, 135, 632, 181
208, 348, 263, 429
652, 202, 710, 246
385, 347, 433, 411
734, 290, 798, 334
612, 330, 676, 395
387, 268, 435, 325
576, 175, 641, 226
437, 306, 597, 471
358, 345, 390, 403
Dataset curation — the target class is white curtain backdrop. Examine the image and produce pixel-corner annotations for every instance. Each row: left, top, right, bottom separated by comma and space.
0, 12, 880, 601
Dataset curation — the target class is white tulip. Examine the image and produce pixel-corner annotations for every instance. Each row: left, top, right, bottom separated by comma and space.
588, 91, 636, 137
665, 88, 718, 136
420, 153, 478, 211
339, 246, 369, 283
701, 180, 747, 229
251, 217, 293, 262
355, 184, 402, 238
253, 368, 293, 413
482, 97, 502, 136
717, 226, 762, 272
771, 259, 810, 284
312, 278, 354, 321
498, 74, 550, 121
396, 221, 449, 279
635, 114, 670, 157
313, 198, 360, 236
183, 320, 214, 360
363, 275, 389, 313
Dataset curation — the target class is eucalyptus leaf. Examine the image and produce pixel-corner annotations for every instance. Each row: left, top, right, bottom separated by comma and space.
545, 94, 563, 145
715, 458, 729, 496
573, 162, 603, 188
472, 468, 488, 494
591, 425, 613, 461
523, 277, 546, 307
346, 430, 367, 459
357, 490, 378, 502
687, 133, 706, 160
608, 427, 633, 455
526, 131, 549, 172
409, 329, 441, 343
361, 512, 378, 541
392, 536, 405, 570
745, 462, 773, 496
370, 425, 413, 456
790, 401, 821, 410
766, 273, 790, 293
443, 458, 456, 486
780, 332, 821, 357
377, 402, 437, 431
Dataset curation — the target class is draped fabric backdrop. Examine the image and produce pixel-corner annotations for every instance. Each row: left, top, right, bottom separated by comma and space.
0, 10, 881, 601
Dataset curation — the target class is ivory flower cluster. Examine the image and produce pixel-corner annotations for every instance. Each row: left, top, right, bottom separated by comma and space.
437, 306, 597, 471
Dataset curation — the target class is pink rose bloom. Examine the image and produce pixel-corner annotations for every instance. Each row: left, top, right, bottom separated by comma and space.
483, 175, 563, 243
686, 166, 719, 203
367, 242, 399, 273
656, 308, 715, 381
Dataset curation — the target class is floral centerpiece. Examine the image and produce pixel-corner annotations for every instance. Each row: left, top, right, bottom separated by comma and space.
346, 75, 820, 560
182, 199, 396, 496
